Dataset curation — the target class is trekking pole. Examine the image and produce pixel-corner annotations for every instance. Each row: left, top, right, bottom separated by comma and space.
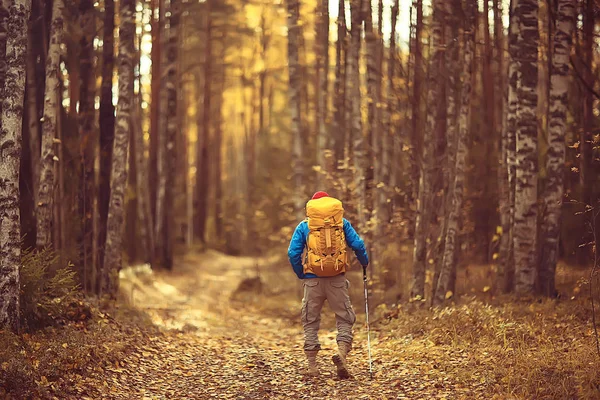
363, 265, 373, 379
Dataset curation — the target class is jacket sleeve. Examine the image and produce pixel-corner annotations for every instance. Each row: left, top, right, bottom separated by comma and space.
343, 218, 369, 267
287, 221, 308, 279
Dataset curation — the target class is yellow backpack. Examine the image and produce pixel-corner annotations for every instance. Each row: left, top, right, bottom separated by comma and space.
303, 197, 347, 277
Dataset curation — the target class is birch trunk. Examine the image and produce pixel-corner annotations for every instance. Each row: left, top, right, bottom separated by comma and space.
434, 0, 475, 306
579, 0, 594, 206
26, 32, 39, 210
409, 0, 423, 234
149, 0, 160, 230
539, 0, 575, 297
332, 0, 346, 168
36, 0, 63, 249
287, 0, 304, 220
349, 0, 365, 229
98, 0, 115, 282
78, 0, 96, 292
410, 0, 442, 300
154, 0, 168, 259
102, 0, 134, 295
381, 0, 398, 226
132, 99, 154, 262
0, 0, 31, 332
315, 0, 328, 172
513, 0, 539, 295
162, 0, 179, 269
364, 0, 379, 235
499, 0, 519, 293
194, 1, 210, 242
495, 0, 511, 294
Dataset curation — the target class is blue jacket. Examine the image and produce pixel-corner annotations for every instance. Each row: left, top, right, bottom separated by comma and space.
287, 218, 369, 279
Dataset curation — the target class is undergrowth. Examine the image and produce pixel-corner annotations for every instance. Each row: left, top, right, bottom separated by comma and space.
377, 296, 600, 399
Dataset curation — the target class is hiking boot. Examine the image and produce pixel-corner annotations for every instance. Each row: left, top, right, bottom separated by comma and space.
304, 350, 319, 377
332, 341, 351, 379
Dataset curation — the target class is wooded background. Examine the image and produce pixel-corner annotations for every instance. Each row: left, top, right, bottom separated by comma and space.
1, 0, 599, 331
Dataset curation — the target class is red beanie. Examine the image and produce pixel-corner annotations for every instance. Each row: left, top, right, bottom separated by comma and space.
311, 191, 329, 200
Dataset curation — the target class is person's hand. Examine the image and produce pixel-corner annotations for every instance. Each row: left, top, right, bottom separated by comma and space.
362, 264, 368, 280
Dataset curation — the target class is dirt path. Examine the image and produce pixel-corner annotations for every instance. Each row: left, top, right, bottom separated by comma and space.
74, 251, 489, 399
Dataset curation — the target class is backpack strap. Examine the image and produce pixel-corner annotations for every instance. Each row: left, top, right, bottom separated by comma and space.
324, 218, 332, 254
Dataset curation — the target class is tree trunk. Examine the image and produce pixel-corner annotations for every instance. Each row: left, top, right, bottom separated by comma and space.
0, 0, 31, 332
409, 0, 423, 235
348, 0, 364, 229
513, 0, 539, 295
382, 0, 398, 226
315, 0, 328, 172
195, 0, 211, 242
132, 99, 154, 263
434, 0, 475, 306
98, 0, 115, 284
364, 0, 379, 233
78, 0, 96, 293
154, 0, 168, 262
499, 0, 519, 293
149, 0, 160, 231
287, 0, 304, 220
102, 0, 134, 295
162, 0, 179, 269
494, 0, 511, 294
539, 0, 575, 297
580, 0, 593, 205
332, 0, 346, 169
36, 0, 63, 249
26, 31, 39, 216
411, 0, 442, 300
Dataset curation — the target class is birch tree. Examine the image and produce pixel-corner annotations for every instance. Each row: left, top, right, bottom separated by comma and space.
36, 0, 64, 249
163, 0, 179, 269
102, 0, 134, 295
194, 0, 211, 243
364, 0, 379, 217
98, 0, 115, 279
513, 0, 539, 294
348, 0, 365, 229
0, 0, 30, 331
286, 0, 304, 219
315, 0, 328, 171
78, 0, 96, 291
498, 0, 519, 293
539, 0, 575, 297
332, 0, 346, 168
411, 0, 442, 300
434, 0, 475, 305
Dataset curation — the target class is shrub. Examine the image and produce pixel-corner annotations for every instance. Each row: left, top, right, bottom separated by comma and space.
20, 247, 80, 330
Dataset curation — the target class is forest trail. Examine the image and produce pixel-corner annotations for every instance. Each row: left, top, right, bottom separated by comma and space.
64, 251, 494, 400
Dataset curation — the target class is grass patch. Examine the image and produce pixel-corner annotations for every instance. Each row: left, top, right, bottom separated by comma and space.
376, 296, 600, 399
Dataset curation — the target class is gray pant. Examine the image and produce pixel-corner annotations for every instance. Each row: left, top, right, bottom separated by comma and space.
301, 273, 356, 351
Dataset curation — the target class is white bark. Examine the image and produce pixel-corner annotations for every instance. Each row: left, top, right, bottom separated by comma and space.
0, 0, 31, 332
513, 0, 539, 294
36, 0, 64, 249
287, 0, 304, 219
539, 0, 575, 296
499, 0, 519, 293
102, 0, 135, 295
349, 0, 365, 229
434, 0, 475, 306
411, 0, 442, 300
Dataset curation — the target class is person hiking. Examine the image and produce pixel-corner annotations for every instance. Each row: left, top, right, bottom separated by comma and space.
287, 191, 369, 379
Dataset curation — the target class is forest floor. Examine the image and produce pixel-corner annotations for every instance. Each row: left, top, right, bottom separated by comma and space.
2, 250, 599, 399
